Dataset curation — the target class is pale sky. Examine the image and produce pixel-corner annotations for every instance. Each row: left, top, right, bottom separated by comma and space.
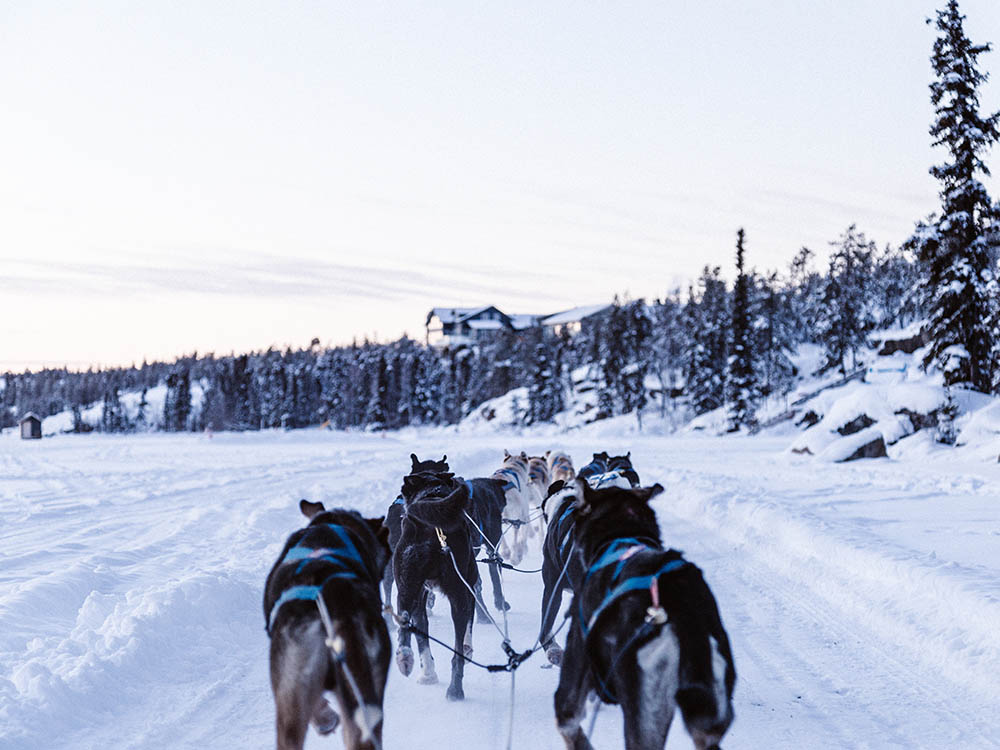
2, 1, 998, 371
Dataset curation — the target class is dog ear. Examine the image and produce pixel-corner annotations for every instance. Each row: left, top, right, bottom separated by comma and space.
520, 451, 527, 459
632, 484, 663, 503
300, 499, 325, 519
410, 453, 420, 469
546, 479, 566, 498
504, 449, 511, 458
367, 516, 389, 543
545, 450, 551, 458
626, 451, 631, 459
441, 455, 447, 463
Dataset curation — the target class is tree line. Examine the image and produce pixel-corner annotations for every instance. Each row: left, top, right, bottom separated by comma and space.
2, 0, 996, 435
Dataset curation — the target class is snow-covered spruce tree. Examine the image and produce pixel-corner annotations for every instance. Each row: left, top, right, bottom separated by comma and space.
754, 270, 797, 400
727, 229, 757, 432
527, 341, 563, 423
620, 299, 651, 427
818, 225, 876, 374
364, 351, 389, 430
917, 0, 1000, 391
649, 291, 685, 418
686, 267, 729, 415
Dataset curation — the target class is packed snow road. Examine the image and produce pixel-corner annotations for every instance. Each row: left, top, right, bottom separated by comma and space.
1, 428, 998, 749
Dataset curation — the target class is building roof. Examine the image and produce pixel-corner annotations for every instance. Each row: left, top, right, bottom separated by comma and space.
542, 304, 613, 326
427, 307, 487, 325
509, 314, 547, 330
19, 412, 41, 424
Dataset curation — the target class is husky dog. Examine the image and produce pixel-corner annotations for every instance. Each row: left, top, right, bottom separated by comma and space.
393, 471, 478, 701
382, 454, 449, 610
264, 502, 391, 750
607, 452, 641, 487
538, 479, 583, 665
554, 481, 736, 750
576, 452, 610, 483
493, 450, 534, 565
546, 450, 576, 483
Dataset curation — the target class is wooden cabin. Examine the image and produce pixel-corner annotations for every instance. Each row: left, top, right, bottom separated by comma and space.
19, 413, 42, 439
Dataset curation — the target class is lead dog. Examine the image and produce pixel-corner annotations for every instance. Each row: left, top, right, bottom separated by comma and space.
264, 502, 391, 750
554, 481, 736, 750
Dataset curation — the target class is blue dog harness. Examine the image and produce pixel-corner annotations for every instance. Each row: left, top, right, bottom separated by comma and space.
578, 538, 688, 639
495, 467, 521, 492
577, 459, 607, 480
267, 523, 370, 633
392, 494, 405, 506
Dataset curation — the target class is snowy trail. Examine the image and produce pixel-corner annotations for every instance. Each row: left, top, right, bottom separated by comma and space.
1, 430, 999, 749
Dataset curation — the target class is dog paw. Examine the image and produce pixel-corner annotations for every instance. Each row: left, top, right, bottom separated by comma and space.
417, 668, 438, 685
546, 646, 563, 666
311, 701, 340, 735
397, 646, 414, 676
446, 685, 465, 702
496, 600, 511, 612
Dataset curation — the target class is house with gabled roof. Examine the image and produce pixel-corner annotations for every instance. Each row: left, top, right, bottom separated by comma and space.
425, 306, 514, 349
426, 303, 612, 349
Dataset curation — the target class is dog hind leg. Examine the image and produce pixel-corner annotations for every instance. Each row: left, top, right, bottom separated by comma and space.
413, 587, 438, 684
446, 588, 474, 701
270, 622, 329, 750
553, 624, 595, 750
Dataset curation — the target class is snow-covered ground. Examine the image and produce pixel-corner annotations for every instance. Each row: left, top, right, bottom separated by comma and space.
2, 427, 999, 749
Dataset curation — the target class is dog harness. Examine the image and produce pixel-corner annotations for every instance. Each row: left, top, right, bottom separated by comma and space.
586, 470, 627, 489
464, 480, 487, 542
577, 459, 607, 480
392, 494, 404, 506
495, 467, 521, 492
267, 523, 370, 633
578, 538, 688, 639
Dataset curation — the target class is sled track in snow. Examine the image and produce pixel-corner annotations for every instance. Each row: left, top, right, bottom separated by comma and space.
1, 431, 999, 749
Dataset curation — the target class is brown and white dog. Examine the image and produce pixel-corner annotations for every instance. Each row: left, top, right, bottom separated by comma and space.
264, 502, 391, 750
545, 450, 576, 484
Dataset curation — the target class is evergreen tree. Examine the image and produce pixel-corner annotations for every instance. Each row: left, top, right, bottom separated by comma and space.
364, 352, 389, 430
918, 0, 1000, 391
686, 267, 729, 415
818, 225, 876, 374
727, 229, 757, 431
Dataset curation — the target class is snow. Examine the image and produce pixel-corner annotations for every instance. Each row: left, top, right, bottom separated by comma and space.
541, 305, 611, 326
39, 383, 206, 435
2, 427, 999, 749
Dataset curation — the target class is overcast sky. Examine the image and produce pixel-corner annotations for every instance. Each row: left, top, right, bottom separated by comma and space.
2, 1, 999, 371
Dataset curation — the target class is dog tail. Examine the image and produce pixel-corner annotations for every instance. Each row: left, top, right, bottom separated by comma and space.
674, 682, 733, 750
405, 481, 470, 529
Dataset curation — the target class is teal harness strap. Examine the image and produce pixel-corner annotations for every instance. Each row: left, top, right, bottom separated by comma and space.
497, 468, 521, 492
392, 495, 404, 506
267, 523, 372, 633
579, 539, 687, 638
588, 471, 624, 489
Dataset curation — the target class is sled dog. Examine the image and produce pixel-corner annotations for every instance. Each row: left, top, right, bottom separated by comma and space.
493, 450, 534, 565
554, 481, 736, 750
264, 502, 391, 750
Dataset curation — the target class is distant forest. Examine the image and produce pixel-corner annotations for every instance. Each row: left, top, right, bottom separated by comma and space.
4, 1, 998, 435
2, 229, 921, 434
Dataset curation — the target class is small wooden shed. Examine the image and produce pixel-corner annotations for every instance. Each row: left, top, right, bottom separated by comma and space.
19, 413, 42, 439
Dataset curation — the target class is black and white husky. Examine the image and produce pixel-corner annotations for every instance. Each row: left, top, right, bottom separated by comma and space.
393, 471, 478, 701
554, 481, 736, 750
264, 501, 391, 750
381, 454, 450, 610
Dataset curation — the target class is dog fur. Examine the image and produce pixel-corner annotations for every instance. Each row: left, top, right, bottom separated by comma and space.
393, 471, 478, 701
553, 481, 736, 750
493, 450, 535, 565
264, 502, 391, 750
576, 452, 610, 483
382, 454, 450, 610
546, 450, 576, 483
538, 479, 584, 665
